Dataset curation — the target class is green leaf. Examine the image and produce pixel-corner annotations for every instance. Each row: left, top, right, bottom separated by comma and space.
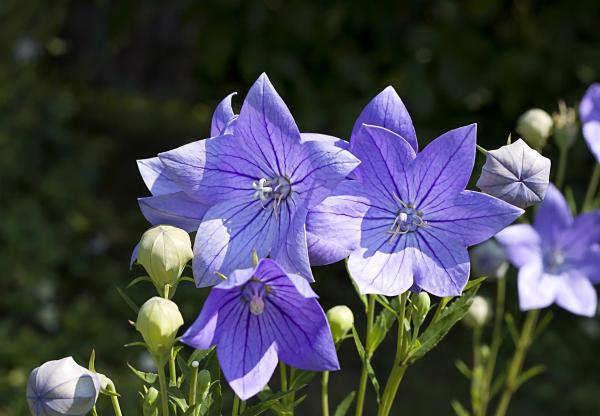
239, 388, 303, 416
168, 386, 188, 412
290, 370, 316, 390
127, 362, 158, 384
88, 349, 96, 372
124, 341, 147, 348
451, 400, 470, 416
127, 275, 152, 289
533, 312, 553, 340
116, 287, 139, 314
333, 391, 356, 416
407, 278, 484, 364
367, 302, 397, 354
454, 359, 472, 379
206, 380, 222, 416
351, 326, 380, 403
515, 364, 545, 389
504, 313, 519, 346
187, 348, 214, 366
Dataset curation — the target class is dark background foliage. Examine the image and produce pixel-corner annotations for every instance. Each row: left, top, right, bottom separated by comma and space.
1, 0, 599, 415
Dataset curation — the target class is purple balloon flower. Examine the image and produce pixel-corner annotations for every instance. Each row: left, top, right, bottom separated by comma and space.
137, 74, 359, 286
307, 90, 524, 296
580, 83, 600, 162
180, 258, 339, 400
496, 184, 600, 316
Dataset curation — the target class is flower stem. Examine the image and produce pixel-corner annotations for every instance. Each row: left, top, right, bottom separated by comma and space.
91, 406, 98, 416
555, 146, 569, 189
354, 295, 376, 416
169, 349, 177, 387
280, 361, 288, 392
232, 395, 240, 416
189, 362, 199, 407
583, 164, 600, 211
157, 364, 170, 416
107, 386, 123, 416
322, 371, 330, 416
494, 310, 540, 416
470, 326, 483, 416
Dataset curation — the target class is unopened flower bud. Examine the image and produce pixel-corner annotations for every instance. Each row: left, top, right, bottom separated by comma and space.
412, 292, 431, 327
27, 356, 100, 416
476, 139, 550, 208
142, 387, 159, 416
480, 345, 490, 361
516, 108, 553, 149
470, 240, 508, 280
137, 225, 193, 294
552, 101, 578, 150
136, 297, 184, 364
326, 305, 354, 342
464, 296, 491, 328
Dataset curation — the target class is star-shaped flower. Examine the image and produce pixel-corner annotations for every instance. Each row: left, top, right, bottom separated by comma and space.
180, 258, 339, 400
496, 184, 600, 316
138, 74, 359, 286
307, 91, 524, 296
580, 83, 600, 162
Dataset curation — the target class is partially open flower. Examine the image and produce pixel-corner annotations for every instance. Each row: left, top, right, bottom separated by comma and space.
470, 239, 509, 279
136, 297, 184, 364
464, 296, 491, 328
476, 139, 551, 208
27, 357, 100, 416
516, 108, 553, 149
326, 305, 354, 342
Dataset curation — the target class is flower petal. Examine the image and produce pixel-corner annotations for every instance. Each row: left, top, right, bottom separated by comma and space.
235, 73, 302, 176
533, 184, 573, 244
425, 190, 523, 246
351, 86, 418, 151
583, 121, 600, 163
580, 83, 600, 123
137, 157, 179, 196
305, 181, 371, 266
138, 192, 209, 232
555, 272, 597, 317
349, 124, 416, 206
495, 224, 542, 268
517, 263, 558, 311
558, 210, 600, 259
412, 229, 470, 297
300, 133, 350, 150
193, 199, 276, 287
211, 92, 238, 136
409, 124, 476, 210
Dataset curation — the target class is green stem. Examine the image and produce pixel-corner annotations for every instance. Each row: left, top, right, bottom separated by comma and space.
91, 406, 99, 416
322, 371, 330, 416
189, 362, 199, 407
354, 295, 376, 416
232, 395, 240, 416
555, 146, 569, 189
157, 364, 170, 416
470, 326, 483, 416
280, 361, 288, 393
378, 293, 409, 416
494, 310, 540, 416
583, 164, 600, 211
169, 349, 177, 387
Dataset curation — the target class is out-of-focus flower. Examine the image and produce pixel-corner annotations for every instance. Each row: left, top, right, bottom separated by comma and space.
326, 305, 354, 342
552, 101, 578, 150
136, 297, 184, 363
476, 139, 551, 208
470, 239, 509, 279
181, 258, 339, 400
496, 184, 600, 316
27, 357, 100, 416
464, 296, 491, 328
135, 225, 193, 294
580, 83, 600, 162
516, 108, 553, 149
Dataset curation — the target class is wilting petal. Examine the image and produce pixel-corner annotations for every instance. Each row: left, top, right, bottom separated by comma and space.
409, 124, 477, 210
555, 272, 597, 317
159, 136, 265, 205
137, 157, 179, 196
193, 199, 275, 287
138, 192, 209, 232
558, 210, 600, 259
476, 139, 550, 208
495, 224, 542, 268
412, 229, 470, 297
425, 190, 523, 246
533, 184, 573, 243
300, 133, 349, 150
351, 86, 418, 151
211, 92, 238, 136
518, 262, 558, 311
349, 124, 416, 205
583, 122, 600, 162
217, 304, 278, 400
305, 181, 371, 265
235, 73, 302, 176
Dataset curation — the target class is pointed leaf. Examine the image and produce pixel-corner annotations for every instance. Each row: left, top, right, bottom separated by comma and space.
127, 362, 158, 384
333, 391, 356, 416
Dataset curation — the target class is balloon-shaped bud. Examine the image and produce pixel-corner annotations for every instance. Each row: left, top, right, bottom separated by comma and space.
476, 139, 550, 208
516, 108, 553, 149
553, 101, 578, 150
27, 356, 100, 416
470, 240, 509, 280
136, 297, 184, 364
326, 305, 354, 343
464, 296, 491, 328
412, 292, 431, 327
137, 225, 193, 295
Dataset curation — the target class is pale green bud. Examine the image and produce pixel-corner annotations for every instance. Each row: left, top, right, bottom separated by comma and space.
137, 225, 193, 294
516, 108, 553, 149
136, 297, 184, 364
326, 305, 354, 342
480, 345, 490, 361
553, 100, 578, 149
412, 292, 431, 327
142, 387, 159, 416
464, 296, 491, 328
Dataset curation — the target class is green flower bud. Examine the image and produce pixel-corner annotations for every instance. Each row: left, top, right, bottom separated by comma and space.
412, 292, 431, 327
142, 387, 159, 416
553, 100, 578, 150
137, 225, 193, 295
326, 305, 354, 342
463, 296, 491, 328
516, 108, 553, 149
480, 345, 490, 361
136, 297, 184, 364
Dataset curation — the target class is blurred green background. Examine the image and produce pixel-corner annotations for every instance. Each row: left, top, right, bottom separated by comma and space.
1, 0, 600, 415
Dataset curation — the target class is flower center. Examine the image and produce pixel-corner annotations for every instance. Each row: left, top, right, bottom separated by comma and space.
242, 280, 268, 316
545, 250, 565, 274
389, 200, 425, 238
252, 176, 292, 217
